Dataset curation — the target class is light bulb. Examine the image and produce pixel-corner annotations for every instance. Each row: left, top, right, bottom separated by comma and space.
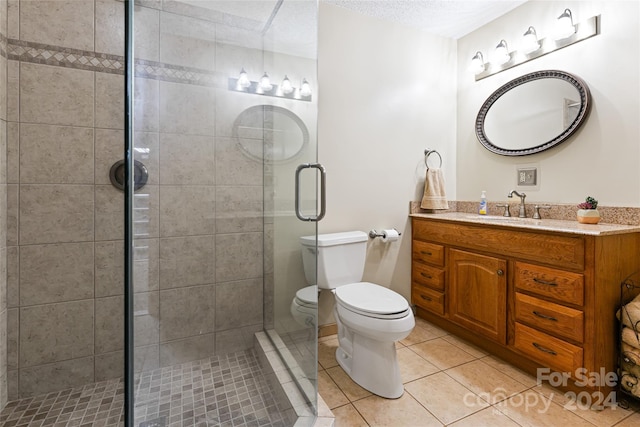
471, 51, 485, 74
300, 78, 311, 97
259, 72, 273, 92
555, 8, 575, 40
237, 68, 250, 89
493, 40, 510, 65
522, 26, 540, 54
280, 75, 293, 94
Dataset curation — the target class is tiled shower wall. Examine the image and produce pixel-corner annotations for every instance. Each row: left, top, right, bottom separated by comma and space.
4, 0, 313, 401
0, 0, 8, 412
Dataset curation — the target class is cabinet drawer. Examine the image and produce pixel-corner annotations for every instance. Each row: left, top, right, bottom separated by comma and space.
514, 323, 583, 374
412, 286, 444, 315
412, 218, 585, 270
412, 263, 445, 291
515, 262, 584, 306
412, 240, 444, 267
515, 293, 584, 343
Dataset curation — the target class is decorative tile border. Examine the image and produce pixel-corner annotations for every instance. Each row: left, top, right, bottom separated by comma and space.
7, 39, 223, 87
8, 39, 124, 74
134, 59, 223, 87
0, 33, 7, 59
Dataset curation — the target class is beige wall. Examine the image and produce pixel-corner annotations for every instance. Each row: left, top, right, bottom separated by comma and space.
317, 2, 457, 323
456, 0, 640, 206
316, 0, 639, 328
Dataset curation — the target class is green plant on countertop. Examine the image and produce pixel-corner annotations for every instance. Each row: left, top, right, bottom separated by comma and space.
578, 196, 598, 210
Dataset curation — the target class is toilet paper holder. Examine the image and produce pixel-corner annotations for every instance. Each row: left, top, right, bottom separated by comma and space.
368, 228, 402, 239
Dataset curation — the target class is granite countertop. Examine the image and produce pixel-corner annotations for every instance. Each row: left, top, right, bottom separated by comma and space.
410, 211, 640, 236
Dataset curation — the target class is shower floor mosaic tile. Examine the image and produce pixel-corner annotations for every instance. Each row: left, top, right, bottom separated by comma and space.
0, 350, 293, 427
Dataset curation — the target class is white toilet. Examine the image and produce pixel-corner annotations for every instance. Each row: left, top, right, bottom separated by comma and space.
290, 285, 317, 328
299, 231, 415, 399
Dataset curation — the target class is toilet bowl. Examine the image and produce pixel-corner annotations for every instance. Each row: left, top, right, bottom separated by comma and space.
334, 282, 414, 398
299, 231, 415, 399
290, 285, 318, 328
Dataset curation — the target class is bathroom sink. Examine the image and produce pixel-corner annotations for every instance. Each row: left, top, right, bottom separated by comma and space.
463, 215, 541, 224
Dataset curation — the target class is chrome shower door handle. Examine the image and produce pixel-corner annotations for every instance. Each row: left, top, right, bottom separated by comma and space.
295, 163, 326, 222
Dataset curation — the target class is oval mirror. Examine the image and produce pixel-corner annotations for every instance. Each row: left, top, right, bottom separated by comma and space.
476, 70, 591, 156
233, 105, 309, 163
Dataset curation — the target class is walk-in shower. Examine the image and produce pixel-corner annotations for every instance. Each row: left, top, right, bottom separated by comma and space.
0, 1, 319, 426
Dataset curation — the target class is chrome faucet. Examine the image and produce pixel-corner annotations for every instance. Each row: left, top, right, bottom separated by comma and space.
508, 190, 527, 218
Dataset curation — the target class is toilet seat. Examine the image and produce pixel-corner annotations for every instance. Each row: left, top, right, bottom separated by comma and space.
335, 282, 410, 319
295, 285, 318, 306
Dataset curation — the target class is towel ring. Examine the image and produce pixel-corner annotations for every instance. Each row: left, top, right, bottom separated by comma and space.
424, 149, 442, 170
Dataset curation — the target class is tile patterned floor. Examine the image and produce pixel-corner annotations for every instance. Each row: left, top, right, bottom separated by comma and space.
0, 350, 293, 427
319, 317, 640, 427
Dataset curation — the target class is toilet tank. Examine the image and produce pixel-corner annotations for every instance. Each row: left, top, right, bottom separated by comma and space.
299, 231, 368, 289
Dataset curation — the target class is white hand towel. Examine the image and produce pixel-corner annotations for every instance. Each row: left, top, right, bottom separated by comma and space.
420, 168, 449, 210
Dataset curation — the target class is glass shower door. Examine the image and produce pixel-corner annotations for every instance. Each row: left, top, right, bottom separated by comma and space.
126, 1, 319, 425
262, 2, 320, 420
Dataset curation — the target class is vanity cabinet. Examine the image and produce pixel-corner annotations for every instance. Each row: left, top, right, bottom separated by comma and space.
411, 215, 640, 395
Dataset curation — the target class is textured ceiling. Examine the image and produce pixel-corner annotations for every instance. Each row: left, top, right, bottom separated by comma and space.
178, 0, 280, 25
177, 1, 526, 40
325, 0, 527, 39
173, 0, 528, 58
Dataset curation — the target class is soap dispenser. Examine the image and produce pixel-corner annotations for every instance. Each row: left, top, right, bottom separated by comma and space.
479, 190, 487, 215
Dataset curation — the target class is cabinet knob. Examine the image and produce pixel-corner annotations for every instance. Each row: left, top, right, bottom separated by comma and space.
497, 269, 504, 276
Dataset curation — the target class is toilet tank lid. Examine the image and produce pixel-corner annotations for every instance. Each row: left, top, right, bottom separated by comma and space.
300, 231, 367, 247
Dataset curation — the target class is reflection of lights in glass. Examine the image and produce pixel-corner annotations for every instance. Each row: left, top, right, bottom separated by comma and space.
522, 26, 540, 54
229, 71, 311, 102
555, 8, 575, 40
259, 72, 273, 92
280, 75, 293, 94
493, 40, 510, 65
237, 68, 250, 89
300, 78, 312, 97
471, 51, 485, 74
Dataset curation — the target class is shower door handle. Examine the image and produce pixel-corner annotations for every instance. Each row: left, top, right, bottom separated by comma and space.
295, 163, 326, 222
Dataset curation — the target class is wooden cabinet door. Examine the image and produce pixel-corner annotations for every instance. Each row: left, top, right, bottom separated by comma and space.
449, 249, 507, 344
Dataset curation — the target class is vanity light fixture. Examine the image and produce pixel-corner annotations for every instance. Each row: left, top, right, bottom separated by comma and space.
280, 75, 294, 95
555, 8, 576, 40
473, 9, 600, 81
259, 72, 273, 92
471, 51, 485, 74
237, 68, 251, 90
493, 39, 511, 65
227, 71, 312, 102
521, 26, 540, 54
299, 78, 312, 97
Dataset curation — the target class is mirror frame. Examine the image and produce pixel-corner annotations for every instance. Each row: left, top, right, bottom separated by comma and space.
233, 104, 309, 164
475, 70, 592, 156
